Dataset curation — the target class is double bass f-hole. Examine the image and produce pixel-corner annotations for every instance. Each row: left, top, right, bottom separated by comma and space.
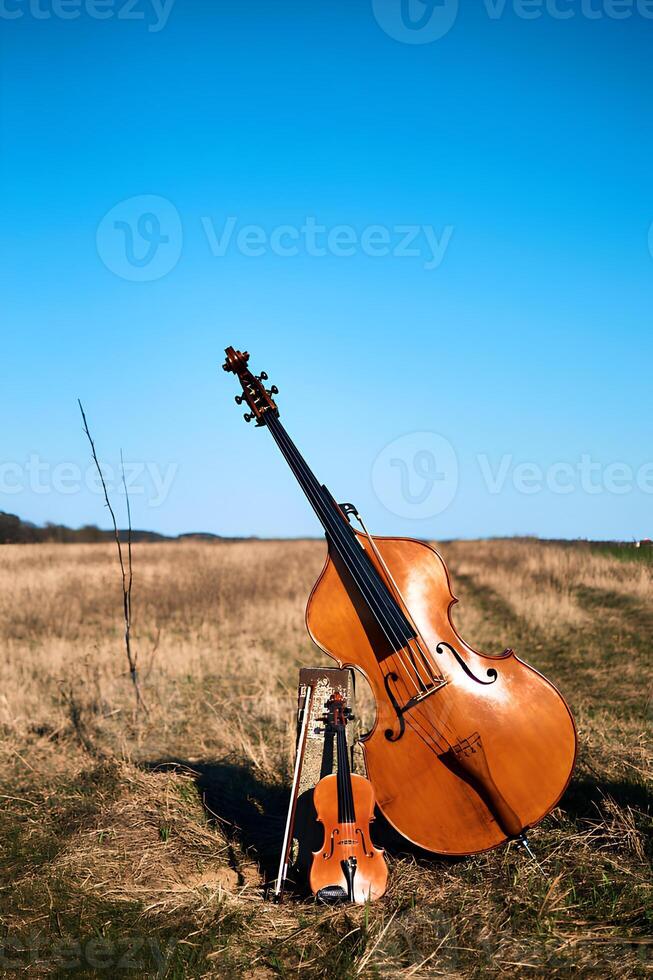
383, 669, 447, 743
435, 642, 498, 685
383, 644, 498, 742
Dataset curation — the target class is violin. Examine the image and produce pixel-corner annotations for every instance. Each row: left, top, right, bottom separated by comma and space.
310, 692, 387, 904
223, 346, 577, 855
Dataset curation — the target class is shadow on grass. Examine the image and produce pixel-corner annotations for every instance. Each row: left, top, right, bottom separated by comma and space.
141, 757, 452, 894
143, 758, 288, 883
561, 775, 652, 820
141, 760, 652, 891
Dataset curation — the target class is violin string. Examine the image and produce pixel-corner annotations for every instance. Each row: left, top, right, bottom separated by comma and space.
265, 413, 457, 753
338, 722, 357, 877
337, 722, 355, 826
265, 413, 457, 751
335, 718, 348, 821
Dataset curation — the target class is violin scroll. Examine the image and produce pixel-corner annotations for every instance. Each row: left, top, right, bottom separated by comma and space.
223, 346, 279, 425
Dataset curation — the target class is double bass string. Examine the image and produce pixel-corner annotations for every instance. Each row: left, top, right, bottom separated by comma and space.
271, 413, 448, 695
265, 413, 460, 753
265, 413, 432, 688
267, 413, 423, 657
265, 413, 424, 681
269, 405, 461, 760
265, 412, 458, 750
264, 414, 449, 746
265, 412, 452, 696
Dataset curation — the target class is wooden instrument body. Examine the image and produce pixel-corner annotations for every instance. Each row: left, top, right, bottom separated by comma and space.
310, 772, 388, 903
306, 534, 577, 856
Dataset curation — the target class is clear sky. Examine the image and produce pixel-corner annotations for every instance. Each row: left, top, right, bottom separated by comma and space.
1, 0, 652, 540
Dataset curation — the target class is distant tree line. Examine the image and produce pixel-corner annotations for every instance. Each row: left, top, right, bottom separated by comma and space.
0, 511, 171, 544
0, 511, 239, 544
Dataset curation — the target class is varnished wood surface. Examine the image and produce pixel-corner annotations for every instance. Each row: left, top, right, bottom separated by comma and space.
306, 535, 577, 856
310, 773, 388, 903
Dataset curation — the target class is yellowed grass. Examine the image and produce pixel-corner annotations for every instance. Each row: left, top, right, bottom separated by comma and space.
0, 538, 650, 978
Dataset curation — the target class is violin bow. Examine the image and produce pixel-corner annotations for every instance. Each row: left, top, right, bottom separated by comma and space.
274, 683, 314, 902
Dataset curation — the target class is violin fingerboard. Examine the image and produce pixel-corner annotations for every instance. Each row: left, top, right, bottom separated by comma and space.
289, 667, 365, 883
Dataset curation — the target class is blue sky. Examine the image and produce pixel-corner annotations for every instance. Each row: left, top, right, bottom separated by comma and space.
1, 0, 652, 540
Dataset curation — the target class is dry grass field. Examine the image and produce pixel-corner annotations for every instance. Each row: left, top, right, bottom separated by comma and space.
0, 538, 650, 978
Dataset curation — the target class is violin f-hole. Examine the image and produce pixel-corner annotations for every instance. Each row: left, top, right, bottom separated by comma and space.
323, 827, 339, 859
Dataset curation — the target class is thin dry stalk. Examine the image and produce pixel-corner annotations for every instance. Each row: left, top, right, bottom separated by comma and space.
78, 400, 148, 714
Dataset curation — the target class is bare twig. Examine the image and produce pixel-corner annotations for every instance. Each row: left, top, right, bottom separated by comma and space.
78, 400, 149, 714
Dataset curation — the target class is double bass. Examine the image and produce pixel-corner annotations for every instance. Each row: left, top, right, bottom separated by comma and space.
310, 692, 387, 903
223, 346, 577, 856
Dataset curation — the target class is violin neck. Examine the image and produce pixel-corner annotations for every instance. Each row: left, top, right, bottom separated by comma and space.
336, 725, 356, 824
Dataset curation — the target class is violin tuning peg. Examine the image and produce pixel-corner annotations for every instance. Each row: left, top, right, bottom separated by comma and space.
257, 372, 268, 381
244, 412, 255, 423
269, 385, 279, 395
235, 395, 243, 405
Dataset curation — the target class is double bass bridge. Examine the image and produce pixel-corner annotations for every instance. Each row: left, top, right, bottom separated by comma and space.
383, 671, 448, 743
